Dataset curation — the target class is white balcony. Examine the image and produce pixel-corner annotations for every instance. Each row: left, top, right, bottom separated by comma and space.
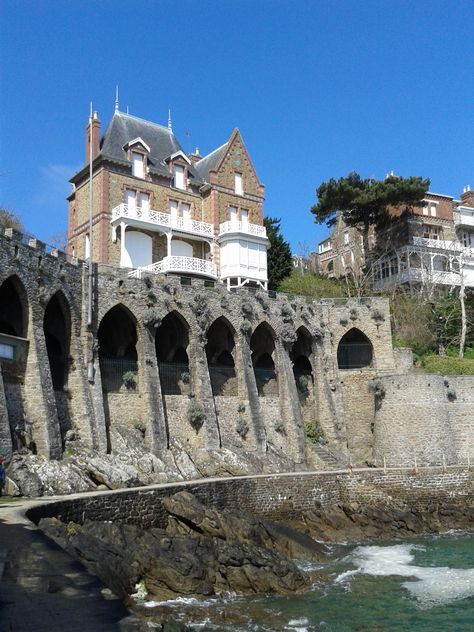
453, 209, 474, 228
112, 203, 214, 239
412, 236, 463, 252
219, 220, 267, 239
318, 242, 332, 254
128, 256, 217, 279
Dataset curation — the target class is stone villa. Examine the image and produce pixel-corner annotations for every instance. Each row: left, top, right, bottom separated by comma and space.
67, 107, 269, 290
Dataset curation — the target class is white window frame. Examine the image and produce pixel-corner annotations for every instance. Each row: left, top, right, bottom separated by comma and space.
132, 151, 144, 179
173, 165, 185, 190
234, 172, 243, 195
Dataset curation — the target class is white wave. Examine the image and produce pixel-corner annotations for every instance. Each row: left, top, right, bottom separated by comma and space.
347, 543, 474, 607
285, 616, 309, 631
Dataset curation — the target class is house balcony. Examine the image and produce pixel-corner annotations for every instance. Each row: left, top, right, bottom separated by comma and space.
453, 208, 474, 228
128, 256, 217, 280
412, 236, 463, 252
111, 203, 214, 240
219, 220, 267, 239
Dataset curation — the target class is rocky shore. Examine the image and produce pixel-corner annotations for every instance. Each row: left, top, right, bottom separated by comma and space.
39, 490, 474, 612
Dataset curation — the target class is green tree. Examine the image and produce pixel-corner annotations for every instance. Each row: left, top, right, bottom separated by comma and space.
264, 216, 293, 290
311, 172, 430, 269
0, 208, 24, 232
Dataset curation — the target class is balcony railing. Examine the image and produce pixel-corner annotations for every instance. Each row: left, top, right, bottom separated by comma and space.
111, 204, 214, 238
412, 236, 463, 251
219, 220, 267, 238
129, 256, 217, 279
453, 210, 474, 228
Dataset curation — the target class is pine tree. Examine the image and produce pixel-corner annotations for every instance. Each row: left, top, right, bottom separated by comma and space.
264, 217, 293, 290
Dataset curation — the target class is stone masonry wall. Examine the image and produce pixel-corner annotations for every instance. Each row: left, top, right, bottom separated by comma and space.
5, 228, 473, 473
374, 374, 474, 467
26, 468, 474, 530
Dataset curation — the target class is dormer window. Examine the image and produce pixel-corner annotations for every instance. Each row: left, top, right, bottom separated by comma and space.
174, 164, 185, 190
123, 137, 151, 180
132, 152, 144, 178
234, 172, 243, 195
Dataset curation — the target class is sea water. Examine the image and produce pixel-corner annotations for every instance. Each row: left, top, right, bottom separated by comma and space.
135, 532, 474, 631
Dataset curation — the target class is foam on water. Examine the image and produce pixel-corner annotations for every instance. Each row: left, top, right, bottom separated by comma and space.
341, 543, 474, 607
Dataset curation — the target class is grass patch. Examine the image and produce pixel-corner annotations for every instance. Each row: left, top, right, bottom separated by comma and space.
419, 355, 474, 375
0, 496, 20, 503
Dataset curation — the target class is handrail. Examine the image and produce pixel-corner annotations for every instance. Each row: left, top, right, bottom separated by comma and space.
112, 203, 214, 238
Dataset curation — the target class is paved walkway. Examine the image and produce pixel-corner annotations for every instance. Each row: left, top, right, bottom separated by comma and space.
0, 499, 129, 631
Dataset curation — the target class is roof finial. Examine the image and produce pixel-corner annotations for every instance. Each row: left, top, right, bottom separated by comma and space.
115, 85, 119, 113
168, 108, 173, 131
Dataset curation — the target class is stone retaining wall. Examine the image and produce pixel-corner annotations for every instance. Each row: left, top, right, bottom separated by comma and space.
26, 468, 474, 530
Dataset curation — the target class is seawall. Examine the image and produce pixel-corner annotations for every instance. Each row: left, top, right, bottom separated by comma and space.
26, 467, 474, 529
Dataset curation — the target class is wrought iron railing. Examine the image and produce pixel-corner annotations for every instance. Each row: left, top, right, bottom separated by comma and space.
99, 357, 138, 392
209, 365, 237, 396
111, 203, 214, 238
253, 367, 278, 396
158, 361, 190, 395
337, 343, 373, 370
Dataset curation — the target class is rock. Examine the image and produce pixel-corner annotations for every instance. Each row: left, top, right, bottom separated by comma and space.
4, 476, 21, 496
39, 492, 321, 602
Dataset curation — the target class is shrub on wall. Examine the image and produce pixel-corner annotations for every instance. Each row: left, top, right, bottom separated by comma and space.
122, 371, 137, 389
187, 399, 206, 431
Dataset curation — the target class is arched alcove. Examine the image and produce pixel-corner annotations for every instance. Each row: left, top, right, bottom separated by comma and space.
155, 311, 190, 395
206, 317, 237, 396
337, 328, 373, 370
98, 305, 138, 392
250, 322, 278, 396
291, 327, 314, 395
0, 276, 28, 337
43, 292, 70, 390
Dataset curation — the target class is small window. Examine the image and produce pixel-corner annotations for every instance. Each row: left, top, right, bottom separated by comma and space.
240, 209, 248, 223
85, 233, 90, 260
132, 152, 144, 178
422, 205, 429, 216
169, 200, 178, 218
229, 206, 238, 221
430, 204, 437, 217
343, 231, 349, 245
234, 173, 243, 195
126, 189, 136, 209
181, 203, 190, 220
0, 343, 14, 359
138, 192, 150, 211
174, 165, 185, 190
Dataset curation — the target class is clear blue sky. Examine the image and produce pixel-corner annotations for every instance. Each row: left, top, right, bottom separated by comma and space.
0, 0, 472, 252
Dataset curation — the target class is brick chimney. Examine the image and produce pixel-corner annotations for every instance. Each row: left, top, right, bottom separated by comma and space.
85, 111, 101, 164
460, 185, 474, 208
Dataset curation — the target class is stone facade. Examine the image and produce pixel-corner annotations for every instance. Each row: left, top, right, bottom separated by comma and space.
1, 228, 473, 473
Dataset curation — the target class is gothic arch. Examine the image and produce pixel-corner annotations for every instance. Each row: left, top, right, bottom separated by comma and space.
155, 311, 190, 395
337, 328, 373, 370
250, 322, 278, 395
0, 275, 28, 337
291, 326, 314, 393
98, 304, 138, 392
43, 291, 71, 390
206, 316, 237, 396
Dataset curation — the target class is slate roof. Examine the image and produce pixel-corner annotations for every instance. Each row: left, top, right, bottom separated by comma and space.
98, 112, 204, 184
194, 142, 228, 182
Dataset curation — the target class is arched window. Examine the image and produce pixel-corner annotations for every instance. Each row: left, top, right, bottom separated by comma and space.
337, 328, 373, 370
98, 305, 138, 392
291, 327, 313, 395
43, 292, 70, 390
250, 323, 278, 396
155, 312, 190, 395
206, 317, 236, 396
0, 276, 28, 338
